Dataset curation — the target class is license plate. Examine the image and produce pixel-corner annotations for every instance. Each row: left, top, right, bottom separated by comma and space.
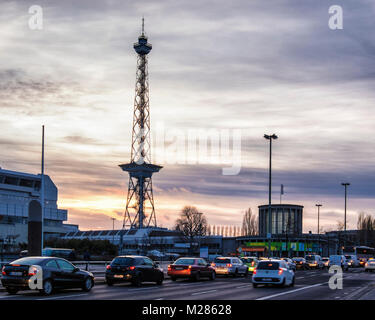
175, 267, 183, 270
10, 272, 22, 276
263, 278, 272, 281
114, 274, 124, 278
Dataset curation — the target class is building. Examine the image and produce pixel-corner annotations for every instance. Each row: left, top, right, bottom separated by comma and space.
63, 227, 224, 258
258, 204, 303, 236
0, 167, 76, 244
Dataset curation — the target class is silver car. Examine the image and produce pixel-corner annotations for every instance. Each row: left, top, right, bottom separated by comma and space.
212, 257, 248, 277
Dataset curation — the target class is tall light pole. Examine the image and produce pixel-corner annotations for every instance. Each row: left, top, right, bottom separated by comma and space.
341, 182, 350, 250
41, 125, 45, 253
111, 217, 116, 243
264, 134, 278, 256
316, 204, 322, 255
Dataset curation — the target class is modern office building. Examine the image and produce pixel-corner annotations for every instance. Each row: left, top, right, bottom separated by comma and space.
258, 204, 303, 236
0, 167, 76, 244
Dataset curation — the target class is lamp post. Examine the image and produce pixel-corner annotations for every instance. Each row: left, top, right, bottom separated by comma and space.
264, 134, 278, 256
341, 182, 350, 250
316, 204, 322, 255
111, 217, 116, 244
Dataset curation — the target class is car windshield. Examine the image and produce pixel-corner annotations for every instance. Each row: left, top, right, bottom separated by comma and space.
10, 257, 45, 265
257, 261, 280, 270
293, 258, 302, 261
241, 258, 255, 263
111, 257, 135, 266
214, 258, 231, 264
174, 258, 196, 265
305, 256, 315, 261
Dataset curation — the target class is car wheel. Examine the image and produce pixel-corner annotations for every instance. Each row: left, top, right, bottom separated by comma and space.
233, 269, 238, 277
209, 271, 216, 281
6, 287, 18, 295
195, 272, 201, 282
131, 274, 142, 287
171, 276, 177, 281
290, 276, 295, 287
279, 278, 286, 288
252, 283, 258, 288
39, 279, 53, 296
244, 269, 249, 277
156, 274, 164, 285
82, 277, 94, 292
106, 279, 114, 286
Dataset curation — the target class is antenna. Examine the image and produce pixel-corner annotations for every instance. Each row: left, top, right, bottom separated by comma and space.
142, 16, 145, 36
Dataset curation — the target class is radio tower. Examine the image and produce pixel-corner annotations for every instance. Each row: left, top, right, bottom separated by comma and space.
120, 18, 162, 229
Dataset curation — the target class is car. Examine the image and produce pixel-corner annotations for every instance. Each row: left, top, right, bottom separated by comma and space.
365, 258, 375, 272
211, 257, 248, 277
240, 257, 258, 274
322, 257, 330, 268
292, 257, 308, 270
1, 256, 94, 295
168, 257, 215, 281
329, 255, 349, 271
252, 259, 295, 288
305, 254, 324, 269
359, 257, 368, 267
344, 255, 360, 268
106, 255, 164, 286
280, 258, 296, 272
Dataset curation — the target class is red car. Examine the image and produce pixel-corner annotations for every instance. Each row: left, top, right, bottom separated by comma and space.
168, 257, 216, 281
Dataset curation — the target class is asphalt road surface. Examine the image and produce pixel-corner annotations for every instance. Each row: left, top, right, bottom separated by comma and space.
1, 268, 375, 300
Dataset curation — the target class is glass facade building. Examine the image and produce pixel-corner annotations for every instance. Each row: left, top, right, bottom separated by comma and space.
258, 204, 303, 236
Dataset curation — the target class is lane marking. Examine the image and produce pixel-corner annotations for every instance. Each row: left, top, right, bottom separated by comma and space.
236, 285, 252, 289
37, 293, 89, 300
256, 282, 325, 300
191, 290, 217, 296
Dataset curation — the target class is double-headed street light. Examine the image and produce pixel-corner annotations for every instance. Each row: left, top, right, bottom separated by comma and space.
341, 182, 350, 250
264, 134, 278, 256
316, 204, 322, 254
341, 183, 350, 232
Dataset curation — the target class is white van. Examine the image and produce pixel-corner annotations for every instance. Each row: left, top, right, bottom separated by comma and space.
329, 255, 349, 271
304, 254, 324, 269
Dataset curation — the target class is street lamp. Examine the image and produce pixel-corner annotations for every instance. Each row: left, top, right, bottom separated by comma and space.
264, 133, 278, 256
341, 182, 350, 250
316, 204, 322, 255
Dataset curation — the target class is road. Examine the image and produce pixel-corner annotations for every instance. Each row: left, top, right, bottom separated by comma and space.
0, 268, 374, 300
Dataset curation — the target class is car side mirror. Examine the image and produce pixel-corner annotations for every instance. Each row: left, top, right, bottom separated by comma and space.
154, 262, 159, 268
206, 263, 211, 267
73, 267, 80, 272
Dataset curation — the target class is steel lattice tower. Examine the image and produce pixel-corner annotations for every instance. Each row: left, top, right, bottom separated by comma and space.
120, 19, 162, 229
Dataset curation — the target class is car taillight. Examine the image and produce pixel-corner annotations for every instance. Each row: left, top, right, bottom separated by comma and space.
106, 265, 111, 270
211, 263, 216, 267
226, 263, 232, 267
253, 268, 257, 275
1, 266, 5, 276
278, 268, 284, 275
251, 262, 254, 266
28, 267, 38, 276
365, 263, 368, 267
188, 265, 192, 269
129, 266, 135, 271
167, 265, 171, 271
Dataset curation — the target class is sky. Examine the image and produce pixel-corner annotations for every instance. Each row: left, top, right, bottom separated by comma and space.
1, 0, 375, 232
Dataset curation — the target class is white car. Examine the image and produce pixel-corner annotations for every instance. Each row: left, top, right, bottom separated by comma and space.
212, 257, 248, 277
305, 254, 324, 269
329, 255, 349, 271
365, 258, 375, 272
252, 260, 295, 288
344, 255, 360, 268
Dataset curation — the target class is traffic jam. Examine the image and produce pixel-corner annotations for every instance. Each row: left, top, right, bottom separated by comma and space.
1, 252, 375, 296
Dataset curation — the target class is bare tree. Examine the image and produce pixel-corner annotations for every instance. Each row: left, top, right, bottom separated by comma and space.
336, 220, 345, 231
357, 212, 375, 246
242, 208, 258, 236
175, 206, 208, 253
